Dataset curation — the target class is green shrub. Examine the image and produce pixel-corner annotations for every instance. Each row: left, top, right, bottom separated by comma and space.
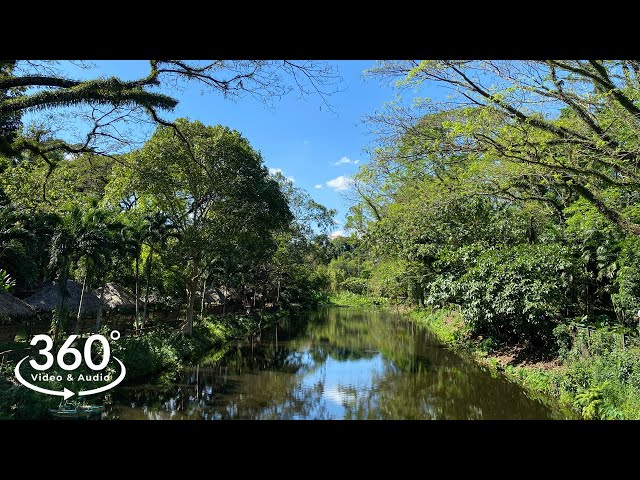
574, 382, 624, 420
109, 318, 234, 381
111, 330, 180, 381
410, 308, 468, 348
329, 291, 388, 307
454, 244, 581, 347
340, 277, 368, 295
549, 328, 640, 419
0, 364, 56, 419
478, 337, 496, 354
553, 324, 574, 360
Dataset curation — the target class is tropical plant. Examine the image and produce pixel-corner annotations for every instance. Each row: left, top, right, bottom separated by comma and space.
0, 268, 15, 292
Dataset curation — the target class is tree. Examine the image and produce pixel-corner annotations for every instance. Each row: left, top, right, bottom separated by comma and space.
49, 207, 81, 342
0, 192, 37, 289
67, 201, 122, 334
0, 61, 339, 177
120, 216, 145, 328
0, 61, 23, 156
266, 173, 336, 306
366, 60, 640, 236
109, 119, 291, 333
141, 211, 177, 326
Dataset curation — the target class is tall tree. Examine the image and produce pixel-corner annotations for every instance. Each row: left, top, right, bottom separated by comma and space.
141, 211, 177, 326
49, 207, 81, 343
367, 60, 640, 236
108, 119, 291, 333
70, 201, 122, 334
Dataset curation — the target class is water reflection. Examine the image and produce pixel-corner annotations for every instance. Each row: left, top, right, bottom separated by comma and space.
106, 308, 566, 420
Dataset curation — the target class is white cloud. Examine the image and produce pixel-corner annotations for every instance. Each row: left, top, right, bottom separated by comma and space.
329, 230, 346, 239
314, 184, 323, 189
326, 175, 352, 191
332, 156, 359, 166
323, 385, 356, 405
269, 167, 295, 183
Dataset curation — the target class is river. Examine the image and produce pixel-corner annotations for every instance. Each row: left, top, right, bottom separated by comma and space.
104, 307, 566, 419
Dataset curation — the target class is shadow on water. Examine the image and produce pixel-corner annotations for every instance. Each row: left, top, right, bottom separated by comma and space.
105, 307, 568, 419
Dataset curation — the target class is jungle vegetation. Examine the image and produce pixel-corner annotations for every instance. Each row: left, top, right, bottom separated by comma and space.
323, 61, 640, 418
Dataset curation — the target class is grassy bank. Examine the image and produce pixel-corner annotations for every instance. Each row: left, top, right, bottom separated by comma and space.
410, 307, 640, 420
0, 310, 287, 419
327, 291, 389, 307
114, 310, 288, 382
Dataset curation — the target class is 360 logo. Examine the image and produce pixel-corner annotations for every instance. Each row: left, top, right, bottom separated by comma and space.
14, 331, 126, 400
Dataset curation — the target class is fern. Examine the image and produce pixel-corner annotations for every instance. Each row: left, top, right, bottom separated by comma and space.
574, 381, 620, 419
0, 268, 15, 292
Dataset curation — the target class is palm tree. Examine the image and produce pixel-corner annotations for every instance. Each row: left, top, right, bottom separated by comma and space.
120, 217, 145, 329
71, 201, 122, 335
141, 212, 177, 327
94, 220, 127, 331
49, 207, 81, 344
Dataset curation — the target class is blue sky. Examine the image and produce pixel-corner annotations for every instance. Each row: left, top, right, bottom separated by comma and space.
28, 60, 400, 235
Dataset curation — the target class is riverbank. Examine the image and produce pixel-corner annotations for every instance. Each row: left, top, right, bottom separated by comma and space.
112, 310, 287, 382
0, 310, 288, 419
407, 308, 576, 417
328, 293, 640, 419
326, 291, 389, 307
410, 308, 640, 419
106, 306, 558, 419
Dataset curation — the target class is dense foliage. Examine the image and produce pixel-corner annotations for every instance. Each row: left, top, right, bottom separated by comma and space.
329, 61, 640, 352
0, 59, 337, 334
5, 59, 640, 419
319, 60, 640, 418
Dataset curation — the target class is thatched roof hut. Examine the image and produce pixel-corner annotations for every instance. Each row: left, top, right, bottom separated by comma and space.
0, 290, 35, 319
25, 280, 104, 315
97, 282, 137, 310
203, 286, 245, 305
203, 287, 225, 305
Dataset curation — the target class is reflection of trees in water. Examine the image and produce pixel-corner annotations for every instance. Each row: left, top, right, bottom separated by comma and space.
301, 309, 557, 419
340, 355, 556, 419
107, 308, 559, 419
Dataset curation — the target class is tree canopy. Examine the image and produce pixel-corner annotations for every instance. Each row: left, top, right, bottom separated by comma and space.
0, 60, 339, 195
106, 119, 292, 332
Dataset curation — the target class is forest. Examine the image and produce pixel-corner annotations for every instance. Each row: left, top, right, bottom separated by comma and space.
2, 60, 640, 420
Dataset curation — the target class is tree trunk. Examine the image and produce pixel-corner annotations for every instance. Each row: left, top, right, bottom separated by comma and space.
142, 246, 154, 327
200, 275, 206, 324
74, 268, 89, 335
95, 281, 107, 332
415, 282, 425, 307
184, 256, 201, 335
53, 263, 70, 347
185, 287, 196, 334
135, 256, 140, 329
621, 310, 626, 350
222, 294, 226, 315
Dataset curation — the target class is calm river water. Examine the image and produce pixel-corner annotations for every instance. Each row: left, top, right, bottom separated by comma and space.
105, 307, 566, 419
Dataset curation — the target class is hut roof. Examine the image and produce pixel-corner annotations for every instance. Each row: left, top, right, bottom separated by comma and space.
203, 286, 244, 304
204, 287, 225, 304
0, 290, 36, 318
97, 282, 137, 310
25, 280, 104, 315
